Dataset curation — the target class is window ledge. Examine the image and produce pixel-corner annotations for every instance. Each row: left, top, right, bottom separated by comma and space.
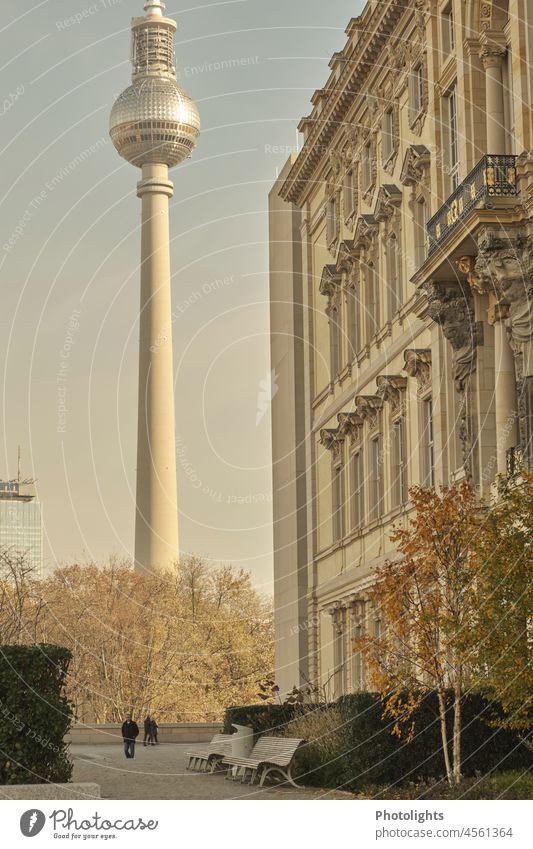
375, 322, 392, 345
312, 384, 331, 409
338, 363, 352, 383
356, 345, 370, 366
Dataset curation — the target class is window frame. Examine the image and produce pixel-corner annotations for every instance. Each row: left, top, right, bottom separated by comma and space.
326, 197, 337, 246
447, 85, 459, 191
332, 457, 345, 543
381, 108, 395, 164
414, 197, 428, 268
350, 449, 364, 530
343, 169, 356, 220
387, 229, 402, 318
441, 2, 455, 55
391, 416, 408, 508
421, 396, 436, 487
369, 435, 383, 522
362, 140, 373, 193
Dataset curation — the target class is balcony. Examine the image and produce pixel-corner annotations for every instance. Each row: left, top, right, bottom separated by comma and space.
427, 155, 519, 255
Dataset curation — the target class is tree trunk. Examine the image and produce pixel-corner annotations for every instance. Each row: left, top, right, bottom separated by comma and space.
452, 684, 462, 786
437, 689, 453, 785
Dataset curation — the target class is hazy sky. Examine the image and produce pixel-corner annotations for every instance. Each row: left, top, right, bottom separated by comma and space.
0, 0, 362, 591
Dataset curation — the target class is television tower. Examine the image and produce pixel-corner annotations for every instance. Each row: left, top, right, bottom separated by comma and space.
110, 0, 200, 573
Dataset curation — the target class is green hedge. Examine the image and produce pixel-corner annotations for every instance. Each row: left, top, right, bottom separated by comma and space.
328, 692, 531, 790
0, 645, 74, 785
224, 703, 296, 737
225, 692, 532, 790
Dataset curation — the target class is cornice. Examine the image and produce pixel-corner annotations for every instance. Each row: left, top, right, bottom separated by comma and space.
279, 1, 405, 206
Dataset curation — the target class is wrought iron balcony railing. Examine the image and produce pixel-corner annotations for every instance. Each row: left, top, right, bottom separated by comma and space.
427, 155, 519, 254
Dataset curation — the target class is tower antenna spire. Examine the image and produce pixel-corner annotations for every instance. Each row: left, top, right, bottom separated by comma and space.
144, 0, 165, 15
17, 445, 21, 484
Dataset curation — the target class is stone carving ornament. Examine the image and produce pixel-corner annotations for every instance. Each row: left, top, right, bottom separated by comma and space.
337, 411, 363, 448
376, 375, 408, 420
355, 395, 383, 434
424, 281, 477, 390
319, 427, 344, 467
423, 281, 477, 479
473, 234, 533, 347
403, 348, 432, 396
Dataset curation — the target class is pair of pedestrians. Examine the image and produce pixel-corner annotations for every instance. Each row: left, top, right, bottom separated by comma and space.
121, 713, 159, 759
143, 714, 159, 746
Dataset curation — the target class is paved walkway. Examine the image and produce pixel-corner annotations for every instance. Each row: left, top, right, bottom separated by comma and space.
71, 743, 350, 800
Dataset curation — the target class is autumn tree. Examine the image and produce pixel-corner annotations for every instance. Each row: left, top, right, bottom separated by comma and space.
355, 483, 481, 786
34, 555, 273, 723
0, 548, 43, 644
470, 471, 533, 730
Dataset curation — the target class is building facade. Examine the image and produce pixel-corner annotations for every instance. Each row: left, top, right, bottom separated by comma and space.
269, 0, 533, 697
0, 481, 43, 574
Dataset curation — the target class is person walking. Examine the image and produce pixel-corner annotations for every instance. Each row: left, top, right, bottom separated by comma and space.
150, 716, 158, 745
143, 715, 152, 747
121, 713, 139, 759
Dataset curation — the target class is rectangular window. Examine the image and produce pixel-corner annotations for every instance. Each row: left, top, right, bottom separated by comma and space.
387, 232, 402, 318
346, 287, 358, 362
333, 613, 347, 698
442, 3, 455, 54
362, 142, 373, 192
414, 198, 428, 268
382, 109, 394, 162
332, 461, 345, 543
503, 32, 515, 154
350, 450, 364, 530
343, 170, 355, 218
410, 64, 424, 116
352, 622, 365, 691
448, 86, 459, 190
329, 305, 341, 379
369, 436, 383, 521
366, 262, 379, 340
421, 397, 436, 487
326, 198, 337, 245
391, 418, 408, 508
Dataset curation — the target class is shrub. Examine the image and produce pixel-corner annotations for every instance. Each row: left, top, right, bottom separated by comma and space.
0, 644, 74, 785
224, 703, 296, 737
282, 692, 532, 791
279, 703, 354, 787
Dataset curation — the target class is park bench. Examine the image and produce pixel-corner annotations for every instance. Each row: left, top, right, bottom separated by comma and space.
223, 736, 305, 787
186, 733, 234, 773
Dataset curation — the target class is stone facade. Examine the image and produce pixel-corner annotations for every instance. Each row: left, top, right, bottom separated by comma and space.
269, 0, 533, 697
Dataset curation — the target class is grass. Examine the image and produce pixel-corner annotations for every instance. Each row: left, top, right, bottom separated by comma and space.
355, 770, 533, 800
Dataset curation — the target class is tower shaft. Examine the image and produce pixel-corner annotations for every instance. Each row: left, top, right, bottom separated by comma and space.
134, 163, 179, 572
110, 1, 199, 573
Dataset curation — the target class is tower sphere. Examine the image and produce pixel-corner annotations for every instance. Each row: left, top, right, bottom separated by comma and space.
109, 3, 200, 169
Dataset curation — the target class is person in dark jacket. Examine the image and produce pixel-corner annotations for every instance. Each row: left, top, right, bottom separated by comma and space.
121, 714, 139, 759
150, 716, 158, 745
143, 715, 152, 746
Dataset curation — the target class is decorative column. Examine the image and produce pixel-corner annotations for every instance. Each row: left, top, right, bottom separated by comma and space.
480, 32, 507, 152
489, 303, 519, 475
474, 232, 533, 469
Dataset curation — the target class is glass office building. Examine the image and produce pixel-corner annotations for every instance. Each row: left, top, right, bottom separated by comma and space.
0, 481, 43, 574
